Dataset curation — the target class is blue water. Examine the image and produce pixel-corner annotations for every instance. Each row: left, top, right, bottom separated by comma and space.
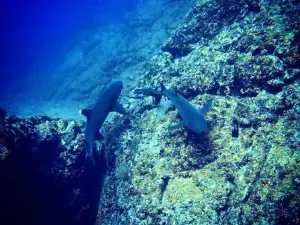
0, 0, 139, 104
0, 0, 194, 118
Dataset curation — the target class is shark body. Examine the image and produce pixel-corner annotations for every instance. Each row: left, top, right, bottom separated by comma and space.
135, 84, 212, 134
80, 81, 126, 164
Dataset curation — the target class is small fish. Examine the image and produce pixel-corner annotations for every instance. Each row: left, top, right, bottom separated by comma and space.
80, 81, 126, 164
135, 84, 212, 134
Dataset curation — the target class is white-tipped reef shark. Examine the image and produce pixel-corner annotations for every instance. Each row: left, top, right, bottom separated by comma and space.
134, 84, 212, 134
80, 81, 126, 164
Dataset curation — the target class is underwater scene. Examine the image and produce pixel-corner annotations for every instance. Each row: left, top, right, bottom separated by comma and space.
0, 0, 300, 224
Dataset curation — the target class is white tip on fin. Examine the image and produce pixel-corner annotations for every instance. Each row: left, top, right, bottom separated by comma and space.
80, 108, 93, 120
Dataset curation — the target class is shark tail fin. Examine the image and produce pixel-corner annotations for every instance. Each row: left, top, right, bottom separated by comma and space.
134, 88, 163, 105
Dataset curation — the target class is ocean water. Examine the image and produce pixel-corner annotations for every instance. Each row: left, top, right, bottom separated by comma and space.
1, 0, 196, 120
1, 0, 300, 225
1, 0, 155, 118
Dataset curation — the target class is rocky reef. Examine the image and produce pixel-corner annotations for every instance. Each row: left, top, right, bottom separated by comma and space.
0, 116, 105, 225
95, 0, 300, 224
1, 0, 300, 224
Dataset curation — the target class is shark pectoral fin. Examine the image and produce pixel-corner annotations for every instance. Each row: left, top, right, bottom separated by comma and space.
154, 94, 162, 105
80, 108, 93, 120
168, 121, 185, 131
95, 132, 104, 141
199, 99, 213, 115
112, 101, 127, 115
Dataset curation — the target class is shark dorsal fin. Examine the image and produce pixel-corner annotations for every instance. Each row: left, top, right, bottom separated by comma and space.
199, 100, 213, 115
80, 108, 93, 120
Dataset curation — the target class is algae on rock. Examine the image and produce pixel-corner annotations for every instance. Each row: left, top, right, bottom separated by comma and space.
96, 0, 300, 224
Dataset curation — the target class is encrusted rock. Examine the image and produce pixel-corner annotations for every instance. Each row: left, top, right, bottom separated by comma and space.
162, 0, 246, 57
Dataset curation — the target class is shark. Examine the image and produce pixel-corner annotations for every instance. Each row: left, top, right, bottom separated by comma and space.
80, 81, 126, 164
133, 89, 162, 105
134, 84, 212, 134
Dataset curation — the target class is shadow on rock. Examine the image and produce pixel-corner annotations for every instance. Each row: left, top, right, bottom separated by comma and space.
0, 116, 105, 225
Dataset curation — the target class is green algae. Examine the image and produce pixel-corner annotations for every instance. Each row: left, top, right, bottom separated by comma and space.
96, 0, 300, 224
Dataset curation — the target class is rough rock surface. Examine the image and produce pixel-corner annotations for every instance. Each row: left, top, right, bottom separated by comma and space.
162, 0, 247, 57
95, 0, 300, 224
0, 116, 105, 225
